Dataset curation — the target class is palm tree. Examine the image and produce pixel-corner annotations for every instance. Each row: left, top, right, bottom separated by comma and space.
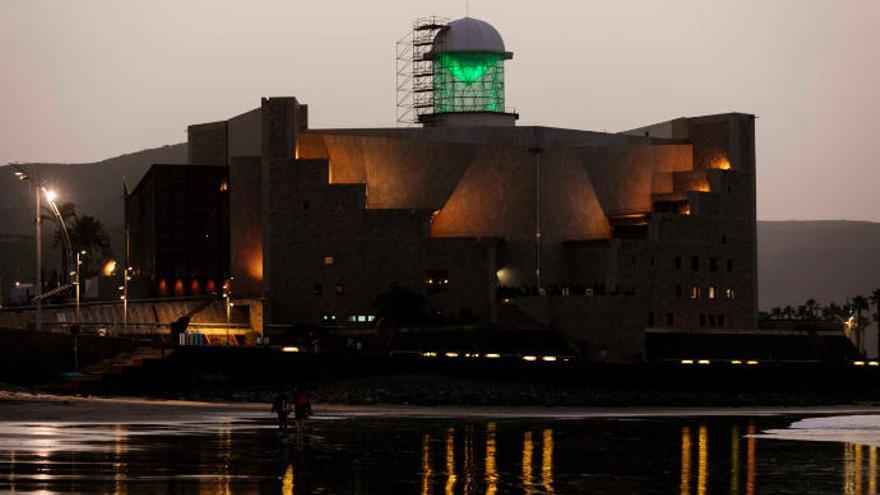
853, 295, 870, 355
770, 307, 782, 320
67, 215, 112, 276
805, 298, 818, 319
783, 305, 795, 320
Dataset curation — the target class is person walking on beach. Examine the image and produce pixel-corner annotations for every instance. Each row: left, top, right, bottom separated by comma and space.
271, 389, 291, 432
293, 387, 312, 434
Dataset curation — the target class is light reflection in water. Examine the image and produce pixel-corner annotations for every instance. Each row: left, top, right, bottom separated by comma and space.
730, 425, 739, 495
870, 446, 877, 495
113, 424, 127, 495
542, 429, 554, 494
281, 464, 294, 495
697, 426, 708, 495
422, 433, 433, 495
464, 426, 474, 494
485, 423, 497, 495
680, 426, 691, 495
522, 431, 534, 495
745, 423, 756, 495
445, 427, 457, 495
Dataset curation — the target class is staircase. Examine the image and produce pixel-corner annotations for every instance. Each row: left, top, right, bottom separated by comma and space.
50, 346, 175, 395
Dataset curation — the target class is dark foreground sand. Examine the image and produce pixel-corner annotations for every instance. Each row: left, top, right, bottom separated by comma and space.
4, 390, 880, 423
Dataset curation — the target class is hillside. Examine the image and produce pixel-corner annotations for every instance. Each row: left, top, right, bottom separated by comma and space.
0, 144, 186, 279
757, 220, 880, 310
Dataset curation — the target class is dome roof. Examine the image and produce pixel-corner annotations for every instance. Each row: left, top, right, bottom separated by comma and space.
432, 17, 506, 53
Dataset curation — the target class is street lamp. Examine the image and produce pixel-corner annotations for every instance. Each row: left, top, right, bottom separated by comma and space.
75, 250, 86, 322
9, 164, 74, 332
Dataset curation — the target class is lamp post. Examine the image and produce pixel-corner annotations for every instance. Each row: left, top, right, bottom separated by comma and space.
75, 250, 86, 322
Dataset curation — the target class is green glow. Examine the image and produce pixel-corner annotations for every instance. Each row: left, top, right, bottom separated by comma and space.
439, 52, 502, 84
433, 51, 505, 113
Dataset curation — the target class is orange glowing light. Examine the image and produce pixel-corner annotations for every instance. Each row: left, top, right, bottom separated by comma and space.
712, 157, 731, 170
157, 279, 169, 297
248, 256, 263, 281
689, 179, 711, 193
102, 260, 117, 276
173, 279, 185, 297
205, 279, 217, 294
189, 279, 201, 296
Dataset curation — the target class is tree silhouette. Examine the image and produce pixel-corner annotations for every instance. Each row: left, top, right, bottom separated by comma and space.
43, 201, 77, 275
67, 215, 112, 277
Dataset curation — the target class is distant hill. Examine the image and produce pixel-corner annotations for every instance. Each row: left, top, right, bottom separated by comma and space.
1, 146, 878, 312
758, 220, 880, 310
0, 144, 186, 280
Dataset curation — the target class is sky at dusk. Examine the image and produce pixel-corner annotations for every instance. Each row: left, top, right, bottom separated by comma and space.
1, 0, 878, 221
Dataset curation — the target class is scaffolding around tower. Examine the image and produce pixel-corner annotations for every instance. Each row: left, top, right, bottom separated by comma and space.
396, 16, 449, 125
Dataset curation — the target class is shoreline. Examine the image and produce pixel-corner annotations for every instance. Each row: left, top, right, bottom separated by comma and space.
4, 390, 880, 422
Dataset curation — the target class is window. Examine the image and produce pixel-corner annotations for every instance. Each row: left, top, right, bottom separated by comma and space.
718, 314, 725, 327
675, 285, 682, 298
666, 313, 674, 326
691, 256, 699, 271
690, 285, 700, 299
726, 259, 734, 272
426, 270, 450, 293
313, 283, 322, 296
647, 312, 655, 326
709, 257, 717, 272
725, 288, 735, 299
335, 280, 344, 295
699, 313, 706, 327
675, 256, 682, 270
324, 256, 335, 266
708, 314, 716, 327
303, 201, 310, 210
708, 286, 717, 299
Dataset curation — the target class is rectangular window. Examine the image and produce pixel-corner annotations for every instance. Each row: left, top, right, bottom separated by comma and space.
666, 313, 674, 326
691, 256, 699, 271
718, 314, 725, 327
675, 256, 682, 270
324, 256, 335, 266
426, 269, 450, 293
335, 280, 344, 295
726, 259, 734, 272
690, 285, 700, 299
708, 314, 716, 327
675, 285, 682, 298
699, 313, 706, 327
708, 286, 716, 299
725, 288, 735, 299
709, 257, 717, 272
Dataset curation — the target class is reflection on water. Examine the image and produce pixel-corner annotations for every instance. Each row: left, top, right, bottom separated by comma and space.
1, 414, 880, 493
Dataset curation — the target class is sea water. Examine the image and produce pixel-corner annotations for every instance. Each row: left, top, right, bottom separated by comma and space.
0, 411, 875, 494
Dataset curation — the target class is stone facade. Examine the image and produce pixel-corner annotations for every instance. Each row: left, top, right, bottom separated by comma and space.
131, 95, 758, 362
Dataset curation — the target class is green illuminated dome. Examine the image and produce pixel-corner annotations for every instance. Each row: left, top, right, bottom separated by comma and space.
428, 17, 512, 115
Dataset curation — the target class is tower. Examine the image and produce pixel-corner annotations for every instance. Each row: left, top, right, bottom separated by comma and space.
397, 17, 518, 127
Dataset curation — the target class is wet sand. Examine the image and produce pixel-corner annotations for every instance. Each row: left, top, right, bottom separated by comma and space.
4, 390, 880, 422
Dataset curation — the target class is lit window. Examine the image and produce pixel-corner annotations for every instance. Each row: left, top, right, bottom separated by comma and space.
367, 315, 375, 322
708, 286, 716, 299
335, 281, 344, 295
690, 286, 700, 299
725, 288, 735, 299
357, 315, 367, 322
324, 256, 335, 266
219, 181, 228, 192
